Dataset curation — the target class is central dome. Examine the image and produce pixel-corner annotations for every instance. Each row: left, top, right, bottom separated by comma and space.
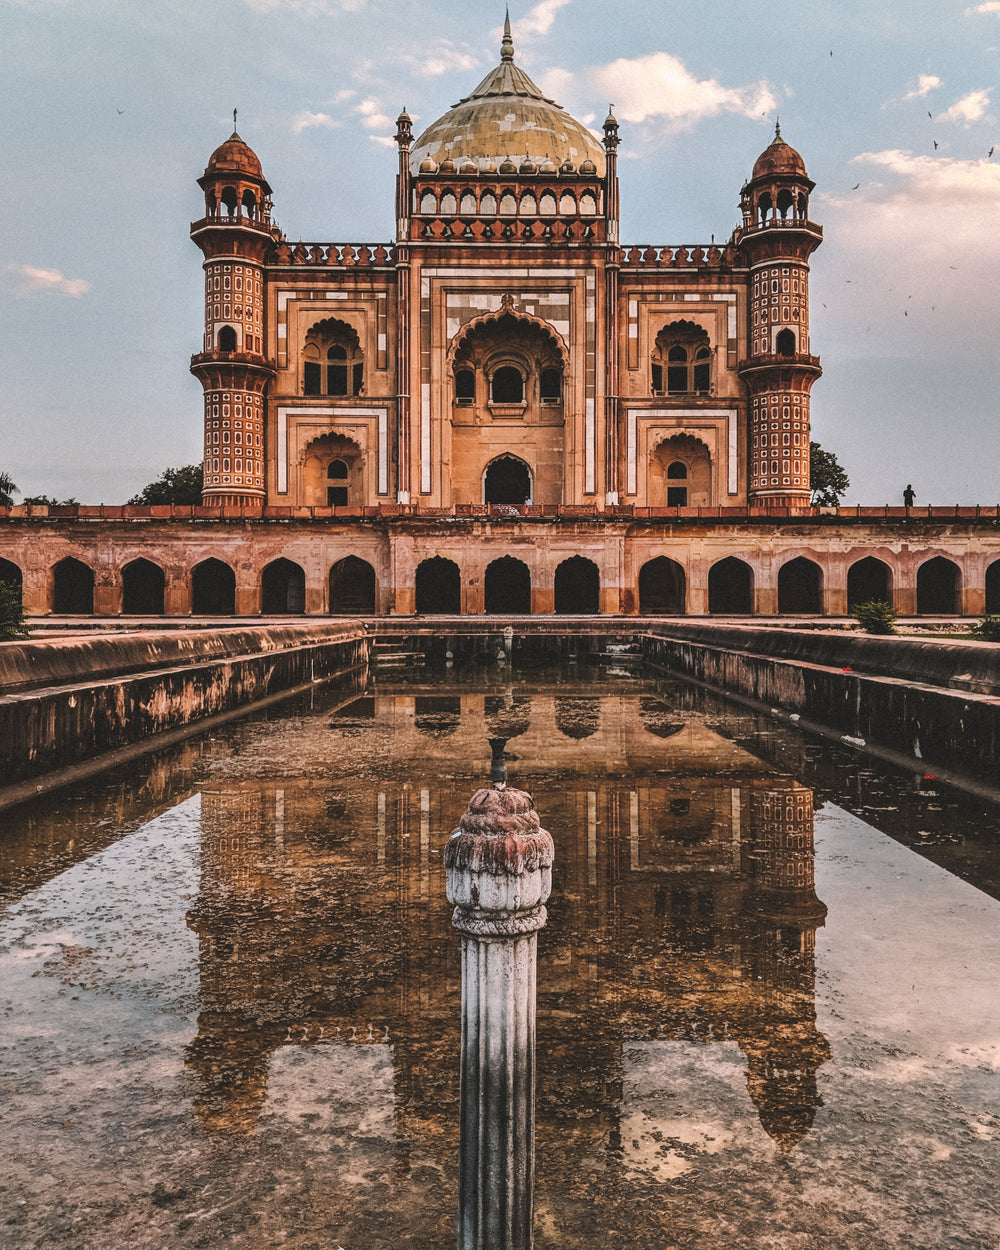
410, 19, 606, 177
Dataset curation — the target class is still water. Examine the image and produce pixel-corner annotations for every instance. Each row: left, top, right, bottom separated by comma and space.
1, 664, 998, 1249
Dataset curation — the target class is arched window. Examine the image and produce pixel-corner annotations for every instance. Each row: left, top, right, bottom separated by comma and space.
460, 191, 477, 216
420, 190, 437, 215
559, 191, 576, 215
303, 318, 364, 397
520, 192, 537, 216
241, 189, 257, 218
776, 188, 794, 219
217, 325, 237, 352
776, 328, 796, 357
579, 191, 598, 215
327, 458, 349, 506
500, 192, 517, 215
440, 190, 457, 215
491, 365, 524, 404
484, 456, 531, 505
666, 460, 688, 507
652, 321, 712, 396
480, 191, 497, 215
455, 368, 475, 404
539, 191, 557, 216
485, 556, 531, 613
220, 186, 238, 216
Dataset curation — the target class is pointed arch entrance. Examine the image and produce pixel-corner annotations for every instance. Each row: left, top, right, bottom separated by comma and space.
485, 556, 531, 614
638, 557, 685, 614
917, 557, 960, 614
709, 557, 754, 614
52, 557, 94, 614
483, 456, 532, 505
554, 556, 600, 614
778, 558, 822, 614
192, 559, 236, 615
329, 556, 376, 614
122, 558, 165, 615
261, 558, 306, 614
416, 557, 461, 614
847, 557, 892, 610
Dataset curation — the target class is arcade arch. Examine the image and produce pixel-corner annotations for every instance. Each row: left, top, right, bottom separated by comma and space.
638, 557, 685, 614
778, 557, 822, 614
52, 557, 94, 614
916, 557, 961, 614
554, 556, 600, 614
122, 558, 165, 615
415, 557, 461, 614
192, 559, 236, 615
329, 556, 376, 614
709, 557, 754, 614
484, 456, 532, 506
986, 559, 1000, 614
261, 558, 305, 614
847, 557, 892, 609
485, 556, 531, 614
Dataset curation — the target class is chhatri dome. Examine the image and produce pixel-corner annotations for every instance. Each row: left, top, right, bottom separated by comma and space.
409, 14, 607, 177
751, 121, 808, 180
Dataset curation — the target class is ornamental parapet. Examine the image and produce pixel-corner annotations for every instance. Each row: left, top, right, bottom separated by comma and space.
413, 217, 603, 243
270, 241, 395, 267
738, 352, 822, 373
620, 243, 741, 268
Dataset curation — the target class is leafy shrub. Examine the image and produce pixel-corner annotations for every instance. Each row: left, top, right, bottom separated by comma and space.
0, 578, 28, 641
969, 615, 1000, 643
851, 599, 896, 635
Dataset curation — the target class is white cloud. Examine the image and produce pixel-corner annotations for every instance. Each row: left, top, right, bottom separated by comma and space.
518, 0, 571, 38
904, 74, 941, 100
966, 1, 1000, 13
939, 89, 991, 124
849, 148, 1000, 199
355, 96, 393, 138
400, 41, 480, 78
8, 265, 90, 298
562, 52, 775, 130
292, 111, 339, 134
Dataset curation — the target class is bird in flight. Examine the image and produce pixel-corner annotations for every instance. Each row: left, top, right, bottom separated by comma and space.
990, 146, 995, 158
851, 182, 860, 189
933, 140, 938, 150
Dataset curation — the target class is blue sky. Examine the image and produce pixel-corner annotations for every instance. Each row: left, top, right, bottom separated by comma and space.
2, 0, 998, 504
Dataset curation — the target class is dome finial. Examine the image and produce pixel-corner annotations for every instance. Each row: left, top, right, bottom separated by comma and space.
501, 8, 514, 60
775, 116, 782, 140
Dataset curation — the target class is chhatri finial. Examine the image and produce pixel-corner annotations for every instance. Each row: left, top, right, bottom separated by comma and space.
501, 8, 514, 60
233, 107, 238, 134
775, 117, 782, 140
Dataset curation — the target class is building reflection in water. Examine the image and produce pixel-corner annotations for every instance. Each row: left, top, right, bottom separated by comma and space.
185, 681, 828, 1176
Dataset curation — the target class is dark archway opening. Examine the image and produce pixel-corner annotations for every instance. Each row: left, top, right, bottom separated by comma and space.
52, 557, 94, 614
917, 557, 961, 614
329, 556, 376, 614
484, 457, 531, 506
485, 556, 531, 614
986, 559, 1000, 615
122, 559, 165, 615
415, 557, 461, 614
262, 559, 306, 614
778, 557, 823, 614
554, 556, 600, 614
638, 557, 685, 614
847, 557, 892, 610
708, 557, 754, 614
0, 558, 23, 617
192, 559, 236, 615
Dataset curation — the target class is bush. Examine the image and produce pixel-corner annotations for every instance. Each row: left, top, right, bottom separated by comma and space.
0, 578, 29, 641
970, 615, 1000, 643
852, 599, 896, 635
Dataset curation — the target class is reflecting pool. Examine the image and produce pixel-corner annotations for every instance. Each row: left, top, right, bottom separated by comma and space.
1, 666, 999, 1248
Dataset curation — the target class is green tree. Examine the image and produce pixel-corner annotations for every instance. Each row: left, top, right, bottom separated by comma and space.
22, 495, 79, 506
0, 578, 28, 640
809, 441, 850, 506
127, 464, 204, 506
0, 472, 18, 507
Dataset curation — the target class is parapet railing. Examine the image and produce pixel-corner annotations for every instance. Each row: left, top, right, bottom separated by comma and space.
620, 244, 740, 268
3, 503, 999, 523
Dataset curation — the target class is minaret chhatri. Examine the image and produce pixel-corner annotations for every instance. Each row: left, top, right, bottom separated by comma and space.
190, 115, 276, 507
737, 123, 823, 508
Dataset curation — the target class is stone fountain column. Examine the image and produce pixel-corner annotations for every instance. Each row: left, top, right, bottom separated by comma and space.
445, 777, 554, 1250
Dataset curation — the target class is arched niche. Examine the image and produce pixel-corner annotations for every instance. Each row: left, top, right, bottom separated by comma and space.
916, 556, 961, 614
847, 557, 892, 610
415, 557, 461, 614
261, 558, 306, 614
122, 558, 165, 615
485, 556, 531, 614
301, 433, 363, 508
191, 558, 236, 615
708, 557, 754, 614
778, 557, 823, 614
52, 557, 94, 614
554, 556, 600, 614
638, 557, 685, 615
329, 556, 376, 614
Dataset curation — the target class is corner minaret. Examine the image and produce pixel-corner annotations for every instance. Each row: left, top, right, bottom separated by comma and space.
190, 122, 276, 507
736, 124, 822, 508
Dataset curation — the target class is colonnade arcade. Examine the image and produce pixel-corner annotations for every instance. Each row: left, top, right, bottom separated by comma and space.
4, 546, 998, 618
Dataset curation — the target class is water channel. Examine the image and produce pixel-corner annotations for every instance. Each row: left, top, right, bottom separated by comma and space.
1, 661, 998, 1248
